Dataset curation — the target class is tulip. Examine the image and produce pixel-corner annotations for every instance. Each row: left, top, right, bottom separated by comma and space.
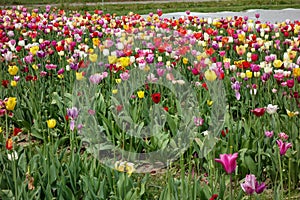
286, 109, 299, 117
8, 65, 19, 76
266, 104, 278, 114
255, 182, 266, 194
265, 130, 273, 138
120, 71, 130, 81
137, 91, 145, 99
241, 174, 256, 195
115, 161, 135, 177
151, 93, 161, 104
276, 139, 292, 156
204, 69, 217, 81
194, 117, 204, 126
76, 72, 84, 80
251, 108, 266, 117
215, 153, 238, 174
286, 79, 294, 88
13, 127, 22, 136
5, 97, 17, 111
47, 119, 56, 129
7, 150, 18, 161
278, 132, 289, 140
67, 107, 79, 120
6, 138, 13, 150
241, 174, 266, 195
273, 59, 283, 68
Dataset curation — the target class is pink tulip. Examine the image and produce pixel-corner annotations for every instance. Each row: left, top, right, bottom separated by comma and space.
241, 174, 256, 195
241, 174, 266, 195
265, 130, 273, 138
276, 139, 292, 156
215, 153, 238, 174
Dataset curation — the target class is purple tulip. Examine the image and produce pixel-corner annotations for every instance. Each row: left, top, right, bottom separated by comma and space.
255, 182, 266, 194
67, 107, 79, 120
215, 153, 238, 174
276, 139, 292, 156
57, 68, 64, 75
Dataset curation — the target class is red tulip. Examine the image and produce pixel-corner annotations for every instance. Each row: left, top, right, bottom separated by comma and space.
251, 108, 266, 117
151, 93, 161, 104
2, 80, 9, 88
13, 127, 22, 136
6, 138, 13, 150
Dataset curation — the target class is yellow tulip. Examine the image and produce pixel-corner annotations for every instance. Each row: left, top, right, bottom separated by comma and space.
286, 109, 299, 117
115, 79, 121, 84
11, 81, 17, 87
246, 70, 253, 78
92, 38, 100, 46
32, 64, 39, 70
293, 68, 300, 77
76, 72, 84, 80
30, 46, 39, 55
108, 55, 117, 64
118, 57, 130, 68
204, 69, 217, 81
47, 119, 56, 129
0, 127, 2, 133
8, 65, 19, 76
137, 91, 145, 99
207, 100, 213, 106
89, 53, 98, 63
273, 59, 283, 68
115, 161, 135, 177
182, 57, 189, 65
5, 97, 17, 111
112, 89, 118, 94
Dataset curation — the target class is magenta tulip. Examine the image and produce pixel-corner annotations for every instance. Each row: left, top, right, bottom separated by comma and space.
215, 153, 238, 174
276, 140, 292, 156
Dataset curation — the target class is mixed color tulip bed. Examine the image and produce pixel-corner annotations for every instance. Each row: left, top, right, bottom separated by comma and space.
0, 5, 300, 200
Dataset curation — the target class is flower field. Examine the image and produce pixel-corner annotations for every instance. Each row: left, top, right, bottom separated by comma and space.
0, 5, 300, 200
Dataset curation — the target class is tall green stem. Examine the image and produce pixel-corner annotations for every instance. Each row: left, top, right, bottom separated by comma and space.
230, 173, 233, 200
278, 150, 283, 200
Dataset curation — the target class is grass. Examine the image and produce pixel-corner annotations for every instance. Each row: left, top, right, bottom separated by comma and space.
0, 0, 299, 15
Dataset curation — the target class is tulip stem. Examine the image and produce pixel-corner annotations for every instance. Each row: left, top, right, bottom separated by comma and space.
288, 158, 291, 200
278, 150, 283, 200
230, 173, 233, 200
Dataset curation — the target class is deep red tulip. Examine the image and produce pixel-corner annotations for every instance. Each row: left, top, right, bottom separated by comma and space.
151, 93, 161, 104
13, 127, 22, 136
251, 108, 266, 117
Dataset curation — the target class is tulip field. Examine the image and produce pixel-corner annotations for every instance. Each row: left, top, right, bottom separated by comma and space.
0, 4, 300, 200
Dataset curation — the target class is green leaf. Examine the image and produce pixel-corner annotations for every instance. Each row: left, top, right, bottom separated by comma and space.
244, 155, 257, 174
